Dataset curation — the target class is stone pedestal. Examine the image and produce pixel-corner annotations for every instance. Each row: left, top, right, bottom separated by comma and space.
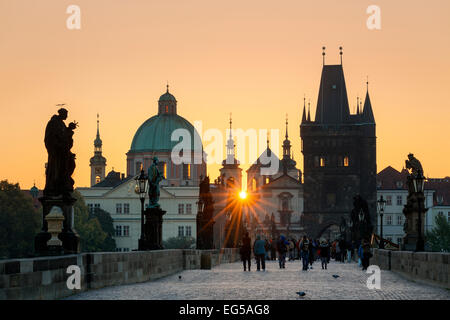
139, 207, 166, 250
35, 196, 80, 256
197, 215, 215, 250
402, 191, 427, 251
45, 206, 65, 256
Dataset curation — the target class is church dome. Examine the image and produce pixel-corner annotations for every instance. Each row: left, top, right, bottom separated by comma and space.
129, 88, 201, 153
129, 114, 201, 152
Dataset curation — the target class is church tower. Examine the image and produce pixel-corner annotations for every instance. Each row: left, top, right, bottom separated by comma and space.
90, 114, 107, 186
219, 114, 242, 190
300, 48, 377, 238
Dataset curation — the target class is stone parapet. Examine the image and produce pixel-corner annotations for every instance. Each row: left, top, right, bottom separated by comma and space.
0, 248, 239, 300
373, 249, 449, 289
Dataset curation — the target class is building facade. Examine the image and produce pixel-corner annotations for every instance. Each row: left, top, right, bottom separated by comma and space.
77, 87, 206, 251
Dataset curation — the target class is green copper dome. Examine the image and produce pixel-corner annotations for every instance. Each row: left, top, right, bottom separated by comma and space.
159, 91, 177, 102
129, 113, 201, 152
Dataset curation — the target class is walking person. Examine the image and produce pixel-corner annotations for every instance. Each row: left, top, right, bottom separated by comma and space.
253, 235, 267, 271
240, 232, 251, 271
299, 236, 310, 271
319, 239, 330, 270
361, 238, 372, 271
339, 238, 346, 263
271, 238, 277, 261
335, 240, 341, 262
277, 235, 288, 268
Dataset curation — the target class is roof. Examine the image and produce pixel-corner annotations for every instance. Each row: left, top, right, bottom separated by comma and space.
314, 65, 351, 124
376, 166, 409, 190
92, 170, 132, 188
426, 178, 450, 206
129, 113, 202, 153
159, 91, 177, 102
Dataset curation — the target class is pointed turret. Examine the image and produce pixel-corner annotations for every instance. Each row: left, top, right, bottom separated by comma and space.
307, 100, 311, 122
90, 114, 107, 186
362, 84, 375, 124
301, 97, 307, 123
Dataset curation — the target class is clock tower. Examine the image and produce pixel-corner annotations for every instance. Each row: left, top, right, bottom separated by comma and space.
90, 114, 107, 186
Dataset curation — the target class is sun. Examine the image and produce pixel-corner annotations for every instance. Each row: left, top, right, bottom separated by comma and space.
239, 191, 247, 199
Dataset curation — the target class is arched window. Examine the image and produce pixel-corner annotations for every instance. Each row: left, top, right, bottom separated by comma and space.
165, 105, 169, 113
95, 175, 101, 184
320, 157, 326, 167
252, 178, 257, 191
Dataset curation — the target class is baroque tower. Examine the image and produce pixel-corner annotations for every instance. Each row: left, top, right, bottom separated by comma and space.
300, 48, 377, 238
90, 114, 107, 186
219, 114, 242, 189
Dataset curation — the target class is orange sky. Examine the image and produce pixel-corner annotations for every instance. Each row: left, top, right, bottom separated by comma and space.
1, 0, 449, 190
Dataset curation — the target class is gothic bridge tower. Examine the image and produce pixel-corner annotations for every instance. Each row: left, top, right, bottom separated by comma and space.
300, 47, 377, 238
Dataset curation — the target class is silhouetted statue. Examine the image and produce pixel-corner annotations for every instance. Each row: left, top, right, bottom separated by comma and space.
405, 153, 423, 178
44, 108, 78, 198
147, 156, 163, 208
350, 194, 372, 240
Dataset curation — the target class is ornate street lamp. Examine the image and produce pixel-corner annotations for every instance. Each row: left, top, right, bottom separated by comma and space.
135, 167, 148, 249
413, 169, 425, 251
377, 195, 387, 249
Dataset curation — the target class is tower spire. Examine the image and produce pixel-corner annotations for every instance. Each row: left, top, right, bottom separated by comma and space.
307, 100, 311, 122
285, 113, 289, 139
339, 46, 343, 65
301, 96, 307, 123
356, 96, 360, 114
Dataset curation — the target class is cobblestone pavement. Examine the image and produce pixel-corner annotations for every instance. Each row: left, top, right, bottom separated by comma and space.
67, 260, 450, 300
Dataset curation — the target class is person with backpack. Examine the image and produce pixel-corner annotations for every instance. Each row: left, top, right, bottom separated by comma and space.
277, 235, 288, 268
240, 232, 251, 271
253, 235, 267, 271
299, 236, 310, 271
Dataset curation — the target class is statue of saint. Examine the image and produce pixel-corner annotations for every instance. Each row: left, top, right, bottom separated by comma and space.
44, 108, 78, 198
147, 157, 163, 208
405, 153, 423, 177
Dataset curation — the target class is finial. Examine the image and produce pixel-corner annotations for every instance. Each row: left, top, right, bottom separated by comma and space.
356, 96, 360, 114
166, 81, 169, 93
339, 46, 343, 65
229, 113, 233, 139
267, 130, 270, 148
366, 75, 369, 92
322, 46, 326, 65
285, 113, 289, 139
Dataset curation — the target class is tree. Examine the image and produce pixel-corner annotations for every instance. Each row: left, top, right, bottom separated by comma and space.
0, 180, 40, 259
426, 214, 450, 252
90, 208, 116, 252
73, 191, 112, 252
163, 236, 196, 249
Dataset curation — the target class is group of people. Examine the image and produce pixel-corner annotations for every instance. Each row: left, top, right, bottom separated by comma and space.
239, 232, 373, 272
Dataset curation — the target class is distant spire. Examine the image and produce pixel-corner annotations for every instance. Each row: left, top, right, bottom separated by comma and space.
301, 96, 307, 123
285, 113, 289, 139
362, 86, 375, 124
322, 46, 326, 65
307, 100, 311, 122
94, 113, 102, 148
229, 112, 233, 140
96, 113, 100, 136
339, 46, 343, 65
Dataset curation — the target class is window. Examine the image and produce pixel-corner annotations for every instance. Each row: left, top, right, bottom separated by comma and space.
88, 204, 93, 214
186, 204, 192, 214
165, 105, 169, 113
186, 226, 192, 237
396, 195, 402, 206
116, 248, 122, 252
95, 175, 101, 184
115, 225, 122, 237
397, 215, 403, 225
178, 204, 184, 214
343, 156, 349, 167
386, 195, 392, 206
178, 226, 184, 237
396, 181, 403, 188
123, 226, 130, 237
116, 203, 122, 214
320, 157, 325, 167
183, 164, 191, 180
136, 161, 142, 175
123, 248, 130, 252
123, 203, 130, 214
386, 215, 392, 225
252, 178, 257, 191
397, 238, 402, 245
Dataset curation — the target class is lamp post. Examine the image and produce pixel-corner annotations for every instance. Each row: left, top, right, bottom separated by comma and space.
377, 195, 387, 249
413, 169, 425, 252
135, 167, 148, 250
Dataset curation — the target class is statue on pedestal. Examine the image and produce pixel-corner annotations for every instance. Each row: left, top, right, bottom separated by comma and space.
350, 194, 372, 241
147, 157, 163, 208
197, 175, 215, 249
36, 107, 80, 255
